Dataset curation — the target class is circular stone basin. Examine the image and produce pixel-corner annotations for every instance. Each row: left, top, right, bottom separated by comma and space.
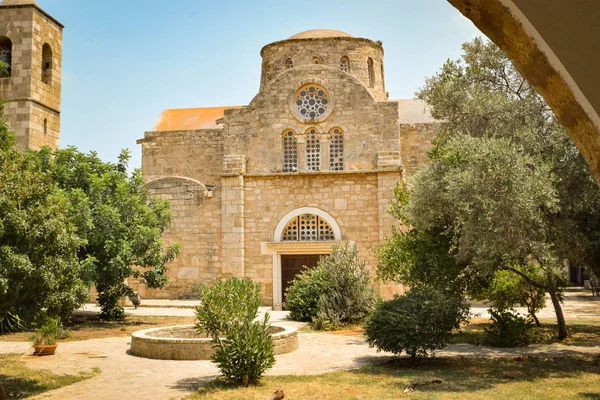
130, 324, 299, 360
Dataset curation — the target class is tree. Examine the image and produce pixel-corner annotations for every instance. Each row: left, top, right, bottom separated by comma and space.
378, 38, 600, 340
35, 147, 180, 320
0, 113, 88, 327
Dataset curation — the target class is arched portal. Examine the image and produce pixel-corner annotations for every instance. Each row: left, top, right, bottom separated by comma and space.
264, 207, 345, 310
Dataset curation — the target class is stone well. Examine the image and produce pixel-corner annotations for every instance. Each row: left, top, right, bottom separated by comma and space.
130, 324, 299, 360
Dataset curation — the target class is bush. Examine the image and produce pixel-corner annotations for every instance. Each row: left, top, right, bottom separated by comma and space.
365, 288, 470, 361
0, 311, 24, 333
195, 278, 274, 385
30, 318, 69, 346
480, 267, 548, 326
285, 243, 376, 330
282, 267, 328, 322
484, 308, 531, 347
212, 314, 275, 385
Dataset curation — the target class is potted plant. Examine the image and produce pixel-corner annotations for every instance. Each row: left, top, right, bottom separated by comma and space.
30, 318, 64, 356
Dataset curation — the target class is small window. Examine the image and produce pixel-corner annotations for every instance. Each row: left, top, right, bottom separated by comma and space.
340, 56, 349, 72
312, 56, 322, 65
286, 58, 293, 69
42, 43, 52, 84
261, 60, 270, 83
43, 118, 48, 135
282, 130, 298, 172
282, 214, 335, 241
329, 128, 344, 171
306, 128, 321, 171
0, 36, 12, 78
367, 57, 375, 88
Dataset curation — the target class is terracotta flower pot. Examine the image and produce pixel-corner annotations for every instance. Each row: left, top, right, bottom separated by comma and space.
33, 344, 57, 356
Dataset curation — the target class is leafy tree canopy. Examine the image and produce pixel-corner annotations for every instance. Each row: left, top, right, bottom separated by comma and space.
0, 110, 179, 323
378, 38, 600, 340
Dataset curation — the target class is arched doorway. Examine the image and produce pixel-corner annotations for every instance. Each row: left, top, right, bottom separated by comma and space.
263, 207, 344, 310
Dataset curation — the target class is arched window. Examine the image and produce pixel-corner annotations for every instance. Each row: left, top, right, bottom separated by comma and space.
261, 60, 270, 83
329, 128, 344, 171
312, 56, 322, 65
340, 56, 349, 72
305, 128, 321, 171
42, 43, 52, 84
281, 214, 335, 241
367, 57, 375, 88
0, 37, 12, 78
286, 58, 293, 69
282, 130, 298, 172
43, 118, 48, 135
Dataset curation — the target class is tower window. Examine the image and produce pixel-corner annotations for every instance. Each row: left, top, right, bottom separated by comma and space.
329, 128, 344, 171
286, 58, 293, 69
340, 56, 349, 72
0, 37, 12, 78
306, 128, 321, 171
282, 130, 298, 172
312, 56, 322, 65
43, 118, 48, 135
42, 43, 53, 84
367, 57, 375, 88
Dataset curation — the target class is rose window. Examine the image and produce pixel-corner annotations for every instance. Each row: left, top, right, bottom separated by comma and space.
295, 84, 330, 120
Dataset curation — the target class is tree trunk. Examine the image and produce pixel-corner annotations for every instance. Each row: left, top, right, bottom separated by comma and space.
547, 273, 568, 339
530, 311, 541, 327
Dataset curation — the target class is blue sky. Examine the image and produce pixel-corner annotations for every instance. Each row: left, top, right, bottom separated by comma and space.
38, 0, 482, 169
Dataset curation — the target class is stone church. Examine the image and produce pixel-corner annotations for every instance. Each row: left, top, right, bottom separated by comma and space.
133, 29, 436, 308
0, 1, 436, 307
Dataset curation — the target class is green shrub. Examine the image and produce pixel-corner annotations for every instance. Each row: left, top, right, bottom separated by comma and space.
195, 277, 262, 337
212, 314, 275, 386
480, 267, 548, 326
195, 278, 274, 385
484, 308, 531, 347
365, 288, 470, 361
283, 267, 328, 322
30, 318, 69, 346
0, 311, 24, 333
285, 243, 376, 329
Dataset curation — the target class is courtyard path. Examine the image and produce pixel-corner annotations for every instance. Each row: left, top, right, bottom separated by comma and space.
2, 331, 600, 400
0, 288, 597, 400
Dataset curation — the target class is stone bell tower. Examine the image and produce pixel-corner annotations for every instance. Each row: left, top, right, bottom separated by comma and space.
0, 0, 63, 150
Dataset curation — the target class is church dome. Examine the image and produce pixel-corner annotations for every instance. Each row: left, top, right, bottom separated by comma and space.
288, 29, 354, 39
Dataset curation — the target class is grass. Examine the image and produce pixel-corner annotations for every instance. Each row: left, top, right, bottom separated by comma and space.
452, 318, 600, 346
0, 353, 100, 399
185, 356, 600, 400
0, 315, 196, 342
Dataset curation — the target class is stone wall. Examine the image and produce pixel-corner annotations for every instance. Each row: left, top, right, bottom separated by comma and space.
399, 122, 437, 177
244, 172, 395, 304
260, 37, 387, 101
129, 176, 223, 299
138, 129, 224, 185
223, 66, 399, 174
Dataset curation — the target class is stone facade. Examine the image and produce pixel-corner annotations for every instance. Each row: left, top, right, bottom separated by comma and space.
0, 0, 62, 150
135, 29, 436, 307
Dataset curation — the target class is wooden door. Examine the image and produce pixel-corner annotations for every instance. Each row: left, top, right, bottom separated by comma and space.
281, 254, 324, 302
